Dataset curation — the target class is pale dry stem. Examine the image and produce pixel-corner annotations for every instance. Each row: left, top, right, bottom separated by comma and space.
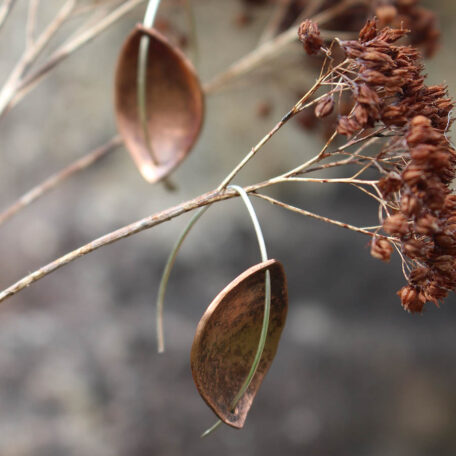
1, 0, 146, 116
252, 192, 381, 237
0, 0, 76, 115
0, 124, 389, 305
0, 136, 122, 227
26, 0, 39, 48
0, 0, 391, 306
203, 0, 364, 94
0, 0, 17, 31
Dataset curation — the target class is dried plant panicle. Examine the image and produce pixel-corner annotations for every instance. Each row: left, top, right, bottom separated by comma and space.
346, 25, 454, 312
300, 18, 455, 313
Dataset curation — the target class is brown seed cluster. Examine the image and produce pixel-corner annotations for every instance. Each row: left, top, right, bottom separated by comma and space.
292, 0, 440, 142
382, 115, 456, 313
331, 20, 455, 312
298, 19, 324, 55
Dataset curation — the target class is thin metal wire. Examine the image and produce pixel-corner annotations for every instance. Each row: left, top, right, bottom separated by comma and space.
202, 185, 271, 437
156, 206, 209, 353
137, 0, 161, 164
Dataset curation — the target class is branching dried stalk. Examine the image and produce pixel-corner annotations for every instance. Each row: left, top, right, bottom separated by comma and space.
0, 0, 147, 117
0, 64, 393, 304
0, 2, 452, 318
0, 0, 17, 31
0, 136, 122, 227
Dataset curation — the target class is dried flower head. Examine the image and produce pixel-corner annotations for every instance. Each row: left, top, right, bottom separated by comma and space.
298, 19, 323, 55
303, 18, 454, 313
371, 238, 394, 262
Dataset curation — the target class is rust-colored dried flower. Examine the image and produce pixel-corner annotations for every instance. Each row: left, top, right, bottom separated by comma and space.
370, 238, 393, 262
359, 18, 377, 43
378, 172, 402, 197
298, 19, 323, 55
383, 214, 409, 236
302, 18, 454, 312
398, 285, 425, 313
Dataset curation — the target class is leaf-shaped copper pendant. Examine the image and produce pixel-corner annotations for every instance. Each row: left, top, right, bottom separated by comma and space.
114, 25, 204, 183
191, 259, 288, 428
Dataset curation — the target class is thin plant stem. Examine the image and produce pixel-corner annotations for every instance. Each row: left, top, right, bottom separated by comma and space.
257, 0, 292, 45
0, 145, 389, 305
183, 0, 198, 65
278, 130, 338, 180
202, 185, 271, 437
70, 2, 120, 40
4, 0, 147, 116
297, 0, 325, 23
0, 53, 384, 306
252, 192, 383, 238
26, 0, 40, 48
0, 156, 393, 304
0, 101, 341, 305
0, 187, 232, 304
2, 0, 355, 119
202, 0, 363, 94
0, 0, 76, 115
217, 76, 324, 191
283, 177, 378, 185
73, 0, 121, 17
0, 0, 17, 32
0, 136, 122, 227
156, 206, 209, 353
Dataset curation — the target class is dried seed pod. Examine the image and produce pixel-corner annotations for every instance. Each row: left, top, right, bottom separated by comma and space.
191, 259, 288, 429
298, 20, 323, 55
115, 25, 204, 183
402, 164, 427, 187
400, 193, 421, 216
370, 238, 393, 262
434, 233, 455, 249
403, 238, 427, 259
383, 213, 409, 236
357, 84, 380, 106
424, 282, 448, 304
337, 116, 360, 136
314, 96, 334, 119
415, 213, 440, 235
409, 267, 429, 284
432, 255, 455, 273
398, 285, 425, 313
353, 103, 369, 126
378, 171, 402, 197
359, 18, 377, 42
443, 194, 456, 211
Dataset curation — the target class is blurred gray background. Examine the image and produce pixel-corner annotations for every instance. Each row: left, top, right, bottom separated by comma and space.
0, 0, 456, 455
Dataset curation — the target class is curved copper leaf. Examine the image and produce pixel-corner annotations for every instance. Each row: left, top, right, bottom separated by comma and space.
114, 25, 204, 183
191, 259, 288, 429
